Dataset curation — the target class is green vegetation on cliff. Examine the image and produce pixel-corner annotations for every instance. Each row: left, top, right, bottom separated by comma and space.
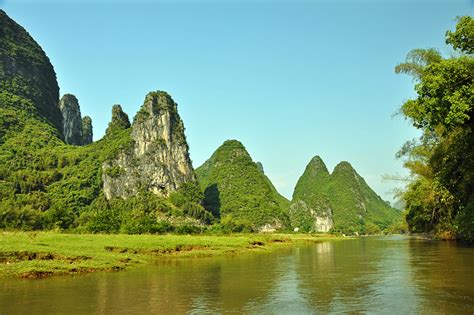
291, 156, 402, 234
0, 10, 62, 134
196, 140, 290, 231
0, 11, 206, 233
0, 93, 205, 233
395, 16, 474, 241
105, 104, 130, 137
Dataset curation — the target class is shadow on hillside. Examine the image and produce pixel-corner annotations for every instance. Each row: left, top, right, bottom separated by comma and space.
203, 184, 221, 219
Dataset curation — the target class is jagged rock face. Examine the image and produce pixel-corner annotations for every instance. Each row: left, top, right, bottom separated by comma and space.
102, 91, 195, 199
59, 94, 83, 145
81, 116, 93, 145
289, 200, 333, 232
0, 10, 62, 134
106, 104, 130, 136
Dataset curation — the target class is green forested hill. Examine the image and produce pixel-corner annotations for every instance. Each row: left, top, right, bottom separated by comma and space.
291, 156, 402, 234
0, 10, 62, 134
328, 161, 401, 233
196, 140, 290, 231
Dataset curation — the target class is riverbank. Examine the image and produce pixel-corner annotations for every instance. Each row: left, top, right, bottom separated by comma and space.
0, 231, 342, 279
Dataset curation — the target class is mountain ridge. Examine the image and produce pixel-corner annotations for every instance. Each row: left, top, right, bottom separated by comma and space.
290, 155, 401, 233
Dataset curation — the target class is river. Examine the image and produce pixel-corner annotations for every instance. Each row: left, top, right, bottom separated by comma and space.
1, 235, 474, 314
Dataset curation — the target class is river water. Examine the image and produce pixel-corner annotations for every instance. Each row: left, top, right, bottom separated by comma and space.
2, 236, 474, 314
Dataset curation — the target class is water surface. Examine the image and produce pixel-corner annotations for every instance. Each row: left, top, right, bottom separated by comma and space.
2, 236, 474, 314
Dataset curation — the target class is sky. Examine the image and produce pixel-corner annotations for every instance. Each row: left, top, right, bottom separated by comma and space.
1, 0, 472, 201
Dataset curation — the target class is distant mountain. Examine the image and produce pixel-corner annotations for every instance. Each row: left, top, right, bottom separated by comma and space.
290, 156, 401, 234
196, 140, 290, 231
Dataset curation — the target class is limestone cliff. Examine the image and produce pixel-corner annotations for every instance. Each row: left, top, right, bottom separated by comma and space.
81, 116, 93, 145
59, 94, 83, 145
102, 91, 195, 200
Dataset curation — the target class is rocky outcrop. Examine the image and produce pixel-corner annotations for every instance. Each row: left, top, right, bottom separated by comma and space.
0, 10, 62, 134
102, 91, 195, 200
59, 94, 83, 145
81, 116, 93, 145
105, 104, 130, 136
289, 200, 333, 232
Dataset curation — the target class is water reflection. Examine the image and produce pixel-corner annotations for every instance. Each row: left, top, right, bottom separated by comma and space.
408, 239, 474, 314
1, 236, 474, 314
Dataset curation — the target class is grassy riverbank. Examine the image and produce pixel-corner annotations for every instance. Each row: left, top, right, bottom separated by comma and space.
0, 232, 341, 279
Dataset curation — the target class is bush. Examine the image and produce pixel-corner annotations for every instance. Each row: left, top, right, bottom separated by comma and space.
220, 215, 254, 233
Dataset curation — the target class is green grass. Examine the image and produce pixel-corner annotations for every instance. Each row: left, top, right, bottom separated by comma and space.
0, 231, 341, 279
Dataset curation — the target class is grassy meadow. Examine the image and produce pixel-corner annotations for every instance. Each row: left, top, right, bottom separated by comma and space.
0, 232, 342, 279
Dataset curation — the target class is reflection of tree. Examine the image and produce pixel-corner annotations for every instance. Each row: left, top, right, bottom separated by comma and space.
408, 239, 474, 313
89, 253, 286, 313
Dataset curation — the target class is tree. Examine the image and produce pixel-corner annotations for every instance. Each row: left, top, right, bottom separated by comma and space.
396, 16, 474, 240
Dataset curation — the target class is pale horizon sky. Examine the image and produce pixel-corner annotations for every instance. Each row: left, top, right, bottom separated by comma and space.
2, 0, 472, 201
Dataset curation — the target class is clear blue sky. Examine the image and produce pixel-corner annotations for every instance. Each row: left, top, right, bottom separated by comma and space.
2, 0, 472, 201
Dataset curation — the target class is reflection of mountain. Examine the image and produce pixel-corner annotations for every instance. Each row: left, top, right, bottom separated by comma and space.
365, 237, 421, 313
294, 239, 383, 312
253, 251, 312, 313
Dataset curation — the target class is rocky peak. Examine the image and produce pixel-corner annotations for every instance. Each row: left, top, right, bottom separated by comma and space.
102, 91, 195, 200
256, 162, 264, 174
59, 94, 83, 145
132, 91, 189, 156
81, 116, 93, 145
106, 104, 130, 136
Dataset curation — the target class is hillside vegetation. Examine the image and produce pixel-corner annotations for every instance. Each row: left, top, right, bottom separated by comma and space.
291, 156, 402, 234
196, 140, 290, 232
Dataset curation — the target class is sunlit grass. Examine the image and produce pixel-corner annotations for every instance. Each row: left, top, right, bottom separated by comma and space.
0, 231, 342, 279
